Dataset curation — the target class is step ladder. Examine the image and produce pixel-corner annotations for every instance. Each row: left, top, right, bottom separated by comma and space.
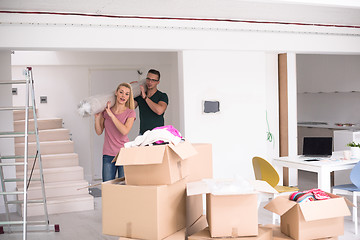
0, 67, 59, 239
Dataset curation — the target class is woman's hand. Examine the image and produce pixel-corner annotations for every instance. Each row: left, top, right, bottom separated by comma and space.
105, 101, 113, 116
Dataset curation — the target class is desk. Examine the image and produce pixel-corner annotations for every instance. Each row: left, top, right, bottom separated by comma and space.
272, 156, 359, 192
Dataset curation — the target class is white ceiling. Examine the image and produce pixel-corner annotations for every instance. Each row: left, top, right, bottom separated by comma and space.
1, 0, 360, 27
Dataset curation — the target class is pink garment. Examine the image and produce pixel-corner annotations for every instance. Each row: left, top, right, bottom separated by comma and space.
102, 108, 136, 156
307, 188, 330, 200
152, 125, 182, 144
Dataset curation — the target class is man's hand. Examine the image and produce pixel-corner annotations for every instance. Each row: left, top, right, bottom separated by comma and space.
140, 85, 146, 99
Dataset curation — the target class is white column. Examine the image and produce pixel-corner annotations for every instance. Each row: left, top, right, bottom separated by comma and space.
287, 53, 298, 186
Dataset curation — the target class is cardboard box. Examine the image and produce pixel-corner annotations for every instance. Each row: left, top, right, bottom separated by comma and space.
186, 215, 208, 237
115, 141, 197, 185
186, 143, 212, 228
187, 143, 213, 182
264, 193, 351, 240
186, 179, 277, 238
118, 228, 186, 240
186, 194, 204, 228
188, 226, 272, 240
102, 178, 186, 240
263, 225, 338, 240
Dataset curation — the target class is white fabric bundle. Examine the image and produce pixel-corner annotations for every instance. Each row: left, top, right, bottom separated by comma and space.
77, 79, 147, 117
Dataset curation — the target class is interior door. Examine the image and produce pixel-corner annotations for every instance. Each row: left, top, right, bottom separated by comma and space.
89, 69, 139, 181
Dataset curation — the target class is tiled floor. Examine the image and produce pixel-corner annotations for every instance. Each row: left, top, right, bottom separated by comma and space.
0, 187, 359, 240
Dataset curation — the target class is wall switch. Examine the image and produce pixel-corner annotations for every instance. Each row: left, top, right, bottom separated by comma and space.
40, 96, 47, 103
203, 100, 220, 113
12, 88, 17, 95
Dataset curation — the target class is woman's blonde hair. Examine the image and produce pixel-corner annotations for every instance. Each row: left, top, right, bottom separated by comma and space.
116, 82, 135, 110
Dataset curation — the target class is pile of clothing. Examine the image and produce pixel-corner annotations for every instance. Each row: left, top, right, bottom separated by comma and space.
289, 189, 330, 203
125, 125, 184, 148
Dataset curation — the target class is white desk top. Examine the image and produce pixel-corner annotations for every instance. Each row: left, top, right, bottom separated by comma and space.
273, 155, 359, 167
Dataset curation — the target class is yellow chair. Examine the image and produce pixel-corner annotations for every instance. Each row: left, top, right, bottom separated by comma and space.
252, 156, 299, 223
252, 156, 299, 193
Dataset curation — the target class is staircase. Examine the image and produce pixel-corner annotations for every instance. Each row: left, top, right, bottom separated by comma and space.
13, 110, 94, 216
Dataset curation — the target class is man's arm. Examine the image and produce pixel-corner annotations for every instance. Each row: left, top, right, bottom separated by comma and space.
144, 98, 167, 115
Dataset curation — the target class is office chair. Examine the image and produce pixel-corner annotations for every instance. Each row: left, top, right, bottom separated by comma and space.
252, 156, 299, 223
332, 160, 360, 235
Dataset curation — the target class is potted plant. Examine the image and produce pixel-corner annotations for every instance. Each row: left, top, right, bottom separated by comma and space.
347, 141, 360, 158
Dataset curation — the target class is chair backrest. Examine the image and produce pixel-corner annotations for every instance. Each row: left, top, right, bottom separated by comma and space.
350, 161, 360, 189
252, 156, 280, 188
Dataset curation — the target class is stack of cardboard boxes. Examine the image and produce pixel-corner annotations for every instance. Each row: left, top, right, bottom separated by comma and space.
102, 141, 352, 240
102, 141, 213, 239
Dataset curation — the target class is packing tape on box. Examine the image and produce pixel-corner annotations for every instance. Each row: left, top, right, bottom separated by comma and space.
126, 222, 132, 238
232, 227, 238, 237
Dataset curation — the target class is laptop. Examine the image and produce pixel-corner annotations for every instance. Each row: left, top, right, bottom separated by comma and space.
302, 137, 333, 158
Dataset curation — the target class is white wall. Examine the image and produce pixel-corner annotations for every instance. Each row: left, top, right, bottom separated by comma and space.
297, 54, 360, 124
0, 51, 16, 213
180, 50, 277, 180
11, 51, 179, 182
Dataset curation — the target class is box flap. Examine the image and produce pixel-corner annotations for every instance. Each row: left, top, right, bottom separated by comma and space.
264, 195, 296, 216
115, 145, 166, 166
249, 180, 278, 194
299, 197, 351, 221
168, 141, 198, 160
328, 192, 355, 207
186, 178, 257, 196
186, 180, 211, 196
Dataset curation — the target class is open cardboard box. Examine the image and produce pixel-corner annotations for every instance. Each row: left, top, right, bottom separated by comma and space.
263, 224, 338, 240
188, 226, 273, 240
186, 179, 277, 238
114, 141, 197, 185
118, 228, 186, 240
102, 178, 186, 240
264, 193, 352, 240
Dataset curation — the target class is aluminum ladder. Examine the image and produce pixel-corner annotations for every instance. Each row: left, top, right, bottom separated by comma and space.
0, 67, 59, 240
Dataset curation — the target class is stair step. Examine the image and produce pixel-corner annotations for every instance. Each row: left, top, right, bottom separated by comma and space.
18, 194, 94, 216
14, 118, 63, 132
17, 180, 90, 200
13, 109, 35, 121
15, 153, 79, 171
15, 128, 70, 143
16, 166, 85, 187
15, 140, 74, 155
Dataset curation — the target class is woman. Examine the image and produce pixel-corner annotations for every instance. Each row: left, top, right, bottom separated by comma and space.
94, 83, 136, 182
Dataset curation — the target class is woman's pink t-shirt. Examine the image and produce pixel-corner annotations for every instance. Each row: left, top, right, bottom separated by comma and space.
102, 108, 136, 156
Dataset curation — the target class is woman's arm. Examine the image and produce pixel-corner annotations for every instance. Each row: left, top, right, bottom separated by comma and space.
107, 111, 135, 135
94, 112, 105, 135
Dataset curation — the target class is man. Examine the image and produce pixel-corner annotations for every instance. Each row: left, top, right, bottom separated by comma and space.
134, 69, 168, 135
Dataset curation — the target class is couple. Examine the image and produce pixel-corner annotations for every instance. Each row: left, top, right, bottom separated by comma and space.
94, 69, 168, 182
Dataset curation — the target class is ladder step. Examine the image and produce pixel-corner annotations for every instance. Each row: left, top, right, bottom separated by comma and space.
0, 191, 24, 195
0, 162, 25, 166
1, 155, 37, 159
0, 223, 57, 233
7, 199, 44, 204
0, 80, 27, 84
3, 178, 41, 182
0, 220, 48, 225
0, 106, 33, 111
0, 131, 35, 138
